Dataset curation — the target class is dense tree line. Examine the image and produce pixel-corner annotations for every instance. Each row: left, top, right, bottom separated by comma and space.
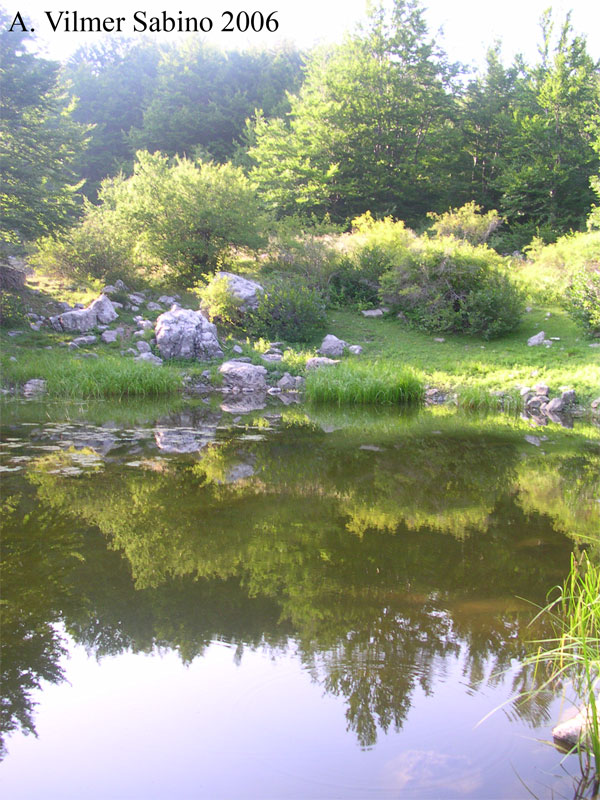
1, 0, 599, 255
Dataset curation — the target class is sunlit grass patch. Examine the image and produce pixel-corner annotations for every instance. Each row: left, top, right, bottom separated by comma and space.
1, 350, 181, 398
305, 359, 424, 405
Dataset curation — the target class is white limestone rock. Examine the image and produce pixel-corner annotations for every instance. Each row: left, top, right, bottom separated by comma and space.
219, 361, 268, 392
155, 308, 223, 361
319, 334, 347, 357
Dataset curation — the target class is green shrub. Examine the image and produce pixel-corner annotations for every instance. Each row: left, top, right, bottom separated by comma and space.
264, 215, 342, 293
328, 256, 381, 308
33, 206, 134, 283
196, 274, 244, 326
0, 291, 27, 328
247, 279, 326, 342
34, 151, 268, 287
587, 175, 600, 231
461, 271, 526, 340
567, 268, 600, 335
516, 230, 600, 304
427, 202, 502, 245
379, 236, 524, 339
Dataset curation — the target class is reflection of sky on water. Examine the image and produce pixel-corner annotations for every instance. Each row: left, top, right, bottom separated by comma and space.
1, 403, 598, 798
0, 631, 577, 799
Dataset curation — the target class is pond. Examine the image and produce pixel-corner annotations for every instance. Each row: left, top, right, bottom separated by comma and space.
1, 398, 599, 799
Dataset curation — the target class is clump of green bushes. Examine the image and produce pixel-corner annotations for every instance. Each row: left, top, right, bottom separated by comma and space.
34, 151, 267, 286
376, 233, 523, 339
567, 268, 600, 336
426, 202, 502, 245
0, 291, 27, 328
247, 279, 326, 342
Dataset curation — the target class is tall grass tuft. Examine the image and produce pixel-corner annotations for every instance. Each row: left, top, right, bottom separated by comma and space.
525, 553, 600, 794
305, 360, 424, 406
2, 351, 181, 398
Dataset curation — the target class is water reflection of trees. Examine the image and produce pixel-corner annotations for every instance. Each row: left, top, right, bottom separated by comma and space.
2, 415, 598, 753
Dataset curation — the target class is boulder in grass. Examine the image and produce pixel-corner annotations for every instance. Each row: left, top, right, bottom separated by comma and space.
134, 352, 163, 366
319, 334, 347, 357
306, 357, 340, 369
23, 379, 47, 397
277, 372, 297, 391
50, 294, 118, 333
0, 264, 26, 290
527, 331, 545, 347
361, 309, 384, 318
72, 335, 97, 346
155, 308, 223, 361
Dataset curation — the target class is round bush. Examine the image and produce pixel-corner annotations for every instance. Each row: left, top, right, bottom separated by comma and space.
379, 237, 524, 338
247, 280, 326, 342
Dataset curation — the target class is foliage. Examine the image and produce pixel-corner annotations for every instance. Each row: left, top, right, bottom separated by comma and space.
305, 360, 424, 405
249, 0, 462, 223
0, 291, 27, 328
263, 215, 343, 293
196, 274, 243, 326
64, 40, 162, 199
329, 213, 415, 306
427, 202, 502, 245
246, 279, 327, 342
379, 236, 524, 338
129, 40, 303, 163
32, 202, 134, 283
0, 12, 88, 250
459, 44, 524, 212
35, 151, 268, 286
588, 175, 600, 232
495, 12, 600, 236
567, 269, 600, 336
516, 230, 600, 304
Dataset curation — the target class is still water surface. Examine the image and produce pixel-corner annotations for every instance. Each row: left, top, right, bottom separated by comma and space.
1, 399, 599, 798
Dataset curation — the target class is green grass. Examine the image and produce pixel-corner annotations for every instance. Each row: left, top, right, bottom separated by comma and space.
1, 350, 182, 398
522, 553, 600, 794
326, 306, 600, 407
305, 359, 424, 405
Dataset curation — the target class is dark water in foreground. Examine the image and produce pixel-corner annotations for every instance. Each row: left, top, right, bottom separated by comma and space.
1, 399, 599, 799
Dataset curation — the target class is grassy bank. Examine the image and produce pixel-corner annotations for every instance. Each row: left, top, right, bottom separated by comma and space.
1, 349, 181, 398
1, 273, 598, 409
325, 306, 600, 410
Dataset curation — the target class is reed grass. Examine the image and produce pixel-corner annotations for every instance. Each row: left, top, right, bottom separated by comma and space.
1, 351, 181, 398
526, 553, 600, 794
305, 360, 424, 406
